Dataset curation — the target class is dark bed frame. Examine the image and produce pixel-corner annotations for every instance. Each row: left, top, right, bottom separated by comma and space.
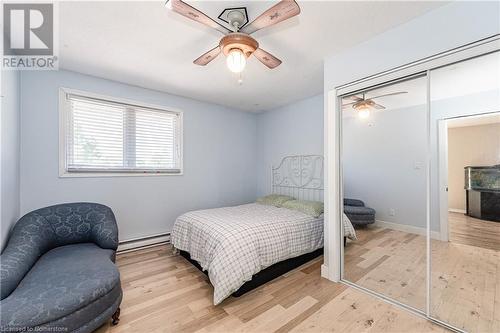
179, 248, 324, 297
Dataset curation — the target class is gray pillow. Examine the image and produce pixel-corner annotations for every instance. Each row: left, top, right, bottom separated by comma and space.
256, 194, 294, 207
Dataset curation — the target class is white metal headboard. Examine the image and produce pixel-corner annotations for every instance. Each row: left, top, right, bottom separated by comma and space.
272, 155, 324, 202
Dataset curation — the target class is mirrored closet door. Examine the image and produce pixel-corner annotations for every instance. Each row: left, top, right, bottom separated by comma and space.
339, 44, 499, 332
429, 51, 500, 332
341, 74, 428, 312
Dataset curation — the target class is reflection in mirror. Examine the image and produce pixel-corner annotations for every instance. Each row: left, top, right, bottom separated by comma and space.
341, 75, 428, 311
430, 51, 500, 332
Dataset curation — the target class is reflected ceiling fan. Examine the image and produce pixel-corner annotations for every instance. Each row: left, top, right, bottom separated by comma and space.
165, 0, 300, 74
343, 91, 408, 118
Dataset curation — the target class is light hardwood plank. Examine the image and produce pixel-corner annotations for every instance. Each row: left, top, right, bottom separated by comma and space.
95, 244, 445, 333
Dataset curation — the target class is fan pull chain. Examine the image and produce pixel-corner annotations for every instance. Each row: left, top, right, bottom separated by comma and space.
238, 72, 243, 85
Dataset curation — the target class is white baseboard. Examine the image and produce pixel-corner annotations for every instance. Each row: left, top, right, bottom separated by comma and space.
448, 208, 466, 214
117, 233, 170, 253
374, 220, 441, 240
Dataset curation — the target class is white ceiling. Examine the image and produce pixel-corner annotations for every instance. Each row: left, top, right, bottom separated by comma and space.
59, 1, 446, 112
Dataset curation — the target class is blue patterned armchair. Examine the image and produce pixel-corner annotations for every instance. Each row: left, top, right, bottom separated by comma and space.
0, 203, 122, 333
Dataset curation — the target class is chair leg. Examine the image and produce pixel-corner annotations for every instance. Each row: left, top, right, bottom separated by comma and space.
111, 307, 121, 325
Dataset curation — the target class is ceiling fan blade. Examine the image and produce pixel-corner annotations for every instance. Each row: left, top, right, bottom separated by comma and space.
372, 102, 386, 110
368, 91, 408, 100
253, 48, 282, 69
344, 95, 363, 102
166, 0, 231, 35
342, 101, 357, 107
240, 0, 300, 34
342, 105, 355, 110
193, 46, 221, 66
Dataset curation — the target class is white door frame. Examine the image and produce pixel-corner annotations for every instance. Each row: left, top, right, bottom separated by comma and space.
321, 89, 342, 282
437, 119, 449, 242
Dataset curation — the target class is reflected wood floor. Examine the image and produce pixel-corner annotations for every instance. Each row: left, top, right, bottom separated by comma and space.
449, 212, 500, 251
344, 225, 500, 333
344, 226, 427, 310
95, 245, 445, 333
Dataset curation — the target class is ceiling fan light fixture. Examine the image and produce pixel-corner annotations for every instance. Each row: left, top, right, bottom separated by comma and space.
167, 0, 300, 71
358, 108, 370, 119
355, 104, 371, 119
226, 48, 246, 73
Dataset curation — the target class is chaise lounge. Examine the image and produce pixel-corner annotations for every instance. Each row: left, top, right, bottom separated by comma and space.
344, 198, 376, 226
0, 203, 122, 333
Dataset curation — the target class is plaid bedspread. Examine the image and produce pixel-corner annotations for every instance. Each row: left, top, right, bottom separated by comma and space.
171, 203, 355, 304
343, 213, 357, 241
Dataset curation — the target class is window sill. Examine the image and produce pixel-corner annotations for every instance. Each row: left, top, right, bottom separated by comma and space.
59, 171, 184, 178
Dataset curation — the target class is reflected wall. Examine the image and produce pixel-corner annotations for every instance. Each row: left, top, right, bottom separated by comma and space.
342, 75, 428, 312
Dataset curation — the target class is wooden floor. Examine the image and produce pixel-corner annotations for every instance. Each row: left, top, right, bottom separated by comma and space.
344, 224, 500, 333
344, 227, 427, 310
449, 212, 500, 251
95, 245, 445, 333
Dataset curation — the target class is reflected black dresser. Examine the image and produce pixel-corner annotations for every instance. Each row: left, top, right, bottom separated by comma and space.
465, 165, 500, 222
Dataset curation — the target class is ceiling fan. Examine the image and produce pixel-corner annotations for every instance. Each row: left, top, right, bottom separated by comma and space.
165, 0, 300, 74
342, 91, 408, 118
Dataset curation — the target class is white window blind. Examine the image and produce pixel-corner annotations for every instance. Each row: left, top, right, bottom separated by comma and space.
63, 92, 182, 174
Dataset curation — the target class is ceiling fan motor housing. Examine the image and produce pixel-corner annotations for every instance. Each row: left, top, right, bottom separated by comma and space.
220, 33, 259, 58
354, 100, 375, 109
227, 10, 246, 30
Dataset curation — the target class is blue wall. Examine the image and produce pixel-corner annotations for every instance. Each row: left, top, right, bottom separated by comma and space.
256, 94, 324, 197
14, 69, 323, 242
19, 70, 258, 241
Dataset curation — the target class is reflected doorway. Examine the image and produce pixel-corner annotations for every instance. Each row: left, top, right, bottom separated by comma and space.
439, 112, 500, 251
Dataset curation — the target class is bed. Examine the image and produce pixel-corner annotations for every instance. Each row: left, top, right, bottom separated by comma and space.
171, 155, 356, 305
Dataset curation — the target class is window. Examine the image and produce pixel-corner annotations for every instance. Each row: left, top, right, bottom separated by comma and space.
60, 89, 182, 176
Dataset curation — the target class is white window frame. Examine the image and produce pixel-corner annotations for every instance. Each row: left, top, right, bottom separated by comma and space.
59, 87, 184, 178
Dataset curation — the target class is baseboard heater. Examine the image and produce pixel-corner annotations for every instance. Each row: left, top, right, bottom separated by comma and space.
117, 232, 171, 253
